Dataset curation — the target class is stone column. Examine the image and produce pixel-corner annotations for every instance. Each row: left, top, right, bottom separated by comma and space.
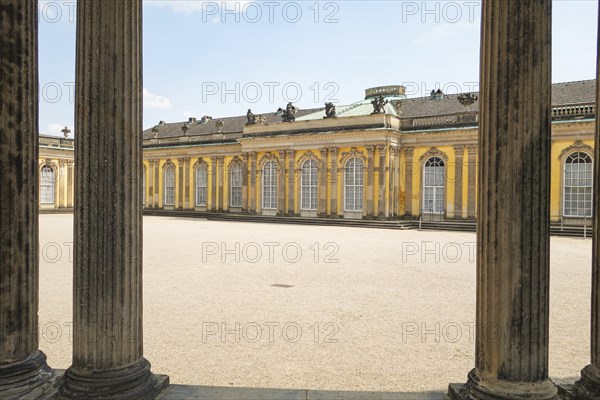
241, 153, 249, 212
0, 1, 54, 398
177, 158, 185, 209
249, 152, 257, 213
449, 1, 556, 399
67, 160, 74, 208
574, 4, 600, 398
217, 156, 224, 211
153, 160, 160, 208
392, 147, 401, 217
403, 147, 414, 216
210, 156, 217, 211
329, 147, 338, 217
453, 145, 465, 219
58, 160, 66, 208
278, 150, 286, 215
59, 1, 168, 398
366, 145, 375, 217
287, 150, 295, 215
319, 148, 328, 216
183, 158, 190, 209
466, 145, 477, 218
377, 145, 386, 219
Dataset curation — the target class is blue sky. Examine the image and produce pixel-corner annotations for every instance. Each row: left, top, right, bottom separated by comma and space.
38, 0, 598, 136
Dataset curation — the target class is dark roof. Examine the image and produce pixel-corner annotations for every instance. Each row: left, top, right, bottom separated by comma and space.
143, 107, 323, 140
143, 79, 595, 139
400, 79, 595, 118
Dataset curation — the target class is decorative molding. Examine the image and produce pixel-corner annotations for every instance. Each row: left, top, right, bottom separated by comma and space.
258, 151, 280, 169
339, 147, 367, 168
466, 145, 478, 155
453, 145, 466, 156
419, 147, 449, 164
366, 145, 376, 156
558, 140, 594, 160
404, 147, 415, 158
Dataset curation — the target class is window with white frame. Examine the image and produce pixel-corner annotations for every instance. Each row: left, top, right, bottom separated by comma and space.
230, 163, 243, 208
40, 165, 55, 205
301, 159, 318, 211
262, 161, 277, 210
423, 157, 445, 214
164, 165, 175, 206
195, 164, 207, 207
344, 157, 364, 212
564, 152, 593, 217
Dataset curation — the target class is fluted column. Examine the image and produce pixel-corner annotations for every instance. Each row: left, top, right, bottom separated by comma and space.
67, 160, 74, 208
241, 152, 249, 212
217, 156, 224, 211
366, 145, 375, 217
287, 149, 295, 215
377, 145, 386, 219
403, 147, 414, 216
449, 1, 556, 399
453, 145, 465, 219
177, 158, 184, 209
249, 152, 257, 213
329, 147, 338, 217
278, 150, 286, 215
210, 156, 217, 211
59, 1, 168, 398
574, 4, 600, 398
153, 160, 160, 208
466, 145, 477, 218
319, 148, 328, 216
0, 1, 54, 398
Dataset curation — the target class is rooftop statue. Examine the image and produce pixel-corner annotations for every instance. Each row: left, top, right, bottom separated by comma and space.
324, 102, 337, 118
281, 102, 297, 122
246, 109, 256, 125
371, 95, 388, 114
457, 92, 478, 111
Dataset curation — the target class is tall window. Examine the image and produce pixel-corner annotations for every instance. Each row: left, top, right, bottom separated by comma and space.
564, 152, 593, 217
195, 164, 208, 207
423, 157, 445, 214
301, 159, 318, 211
344, 157, 364, 212
230, 163, 243, 208
262, 161, 277, 210
40, 165, 55, 205
164, 165, 175, 206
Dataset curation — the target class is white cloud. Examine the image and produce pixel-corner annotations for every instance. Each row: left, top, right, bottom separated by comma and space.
143, 88, 173, 109
146, 1, 254, 15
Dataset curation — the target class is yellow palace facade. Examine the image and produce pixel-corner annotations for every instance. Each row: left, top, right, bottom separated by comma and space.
39, 80, 596, 224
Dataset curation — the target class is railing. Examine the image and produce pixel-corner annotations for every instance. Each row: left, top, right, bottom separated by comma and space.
552, 103, 595, 119
560, 216, 593, 239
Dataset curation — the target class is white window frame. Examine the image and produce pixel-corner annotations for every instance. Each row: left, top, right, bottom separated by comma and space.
164, 165, 175, 206
344, 157, 364, 212
563, 151, 593, 218
195, 164, 208, 207
230, 163, 243, 208
422, 157, 445, 214
262, 161, 277, 210
301, 159, 318, 211
40, 165, 55, 205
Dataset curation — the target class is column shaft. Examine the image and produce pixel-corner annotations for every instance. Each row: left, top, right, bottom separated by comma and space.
249, 152, 257, 213
450, 1, 556, 399
467, 146, 477, 218
319, 148, 328, 216
60, 1, 167, 398
287, 150, 295, 215
241, 153, 249, 212
210, 156, 217, 211
377, 145, 386, 218
217, 156, 224, 211
404, 147, 414, 216
0, 1, 54, 397
574, 4, 600, 398
366, 146, 375, 217
454, 145, 465, 219
278, 150, 286, 214
329, 148, 338, 217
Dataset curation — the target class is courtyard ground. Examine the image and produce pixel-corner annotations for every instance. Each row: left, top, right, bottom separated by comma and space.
38, 214, 591, 393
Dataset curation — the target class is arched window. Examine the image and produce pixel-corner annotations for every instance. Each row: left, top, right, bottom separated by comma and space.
262, 161, 277, 210
40, 165, 55, 205
164, 165, 175, 206
564, 152, 593, 217
344, 157, 364, 212
423, 157, 445, 214
195, 164, 208, 207
230, 163, 243, 208
301, 159, 318, 211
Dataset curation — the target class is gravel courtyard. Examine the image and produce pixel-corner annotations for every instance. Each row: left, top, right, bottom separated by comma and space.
39, 214, 592, 393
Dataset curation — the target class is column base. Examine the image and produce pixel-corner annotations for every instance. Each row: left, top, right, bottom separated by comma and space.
449, 369, 558, 400
58, 358, 168, 400
572, 365, 600, 399
0, 350, 56, 399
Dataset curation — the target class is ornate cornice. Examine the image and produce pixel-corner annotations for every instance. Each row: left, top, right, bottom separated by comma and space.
419, 147, 449, 164
558, 140, 594, 160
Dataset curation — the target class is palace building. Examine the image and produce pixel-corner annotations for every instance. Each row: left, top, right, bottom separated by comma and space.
39, 79, 596, 224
